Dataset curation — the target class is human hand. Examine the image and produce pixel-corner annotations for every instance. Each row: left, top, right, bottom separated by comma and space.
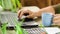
18, 6, 40, 19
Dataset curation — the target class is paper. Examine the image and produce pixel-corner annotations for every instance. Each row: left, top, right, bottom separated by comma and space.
45, 27, 60, 34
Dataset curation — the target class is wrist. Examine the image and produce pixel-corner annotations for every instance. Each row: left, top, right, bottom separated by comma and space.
35, 11, 41, 17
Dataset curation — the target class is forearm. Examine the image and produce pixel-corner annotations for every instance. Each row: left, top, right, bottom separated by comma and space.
37, 4, 60, 17
36, 6, 55, 17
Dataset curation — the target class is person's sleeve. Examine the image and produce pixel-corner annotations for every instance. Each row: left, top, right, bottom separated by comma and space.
53, 4, 60, 14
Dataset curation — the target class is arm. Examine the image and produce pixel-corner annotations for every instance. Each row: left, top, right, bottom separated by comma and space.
18, 4, 60, 18
36, 4, 60, 17
36, 6, 55, 17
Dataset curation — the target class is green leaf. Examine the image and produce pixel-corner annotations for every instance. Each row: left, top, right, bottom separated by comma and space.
1, 0, 5, 9
0, 0, 2, 5
13, 18, 28, 34
1, 22, 8, 34
39, 23, 48, 34
8, 0, 14, 11
15, 0, 22, 8
23, 29, 28, 34
11, 0, 17, 12
13, 18, 24, 34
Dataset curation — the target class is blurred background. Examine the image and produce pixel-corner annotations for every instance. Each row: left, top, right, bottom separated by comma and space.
21, 0, 60, 8
0, 0, 22, 12
0, 0, 60, 12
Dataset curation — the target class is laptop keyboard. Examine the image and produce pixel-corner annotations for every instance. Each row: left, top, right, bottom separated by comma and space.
24, 27, 46, 34
0, 12, 18, 27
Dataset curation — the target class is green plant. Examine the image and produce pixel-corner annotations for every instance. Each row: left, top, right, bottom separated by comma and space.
1, 22, 8, 34
1, 0, 22, 12
11, 0, 17, 12
14, 18, 28, 34
39, 23, 48, 34
22, 29, 28, 34
0, 0, 2, 5
14, 20, 23, 34
15, 0, 22, 9
1, 0, 5, 9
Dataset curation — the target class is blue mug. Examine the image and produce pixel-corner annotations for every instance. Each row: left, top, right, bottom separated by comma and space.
42, 13, 53, 26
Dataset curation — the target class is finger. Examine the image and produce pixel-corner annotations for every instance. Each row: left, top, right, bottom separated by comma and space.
20, 11, 24, 18
20, 10, 32, 18
18, 9, 27, 18
17, 10, 21, 18
21, 10, 31, 16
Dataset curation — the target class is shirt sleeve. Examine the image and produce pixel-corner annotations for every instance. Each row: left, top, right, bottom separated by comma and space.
53, 4, 60, 14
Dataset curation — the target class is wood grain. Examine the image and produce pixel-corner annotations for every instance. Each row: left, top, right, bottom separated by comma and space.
21, 0, 48, 8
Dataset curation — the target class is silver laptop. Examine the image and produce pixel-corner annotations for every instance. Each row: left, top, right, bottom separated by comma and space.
0, 12, 47, 34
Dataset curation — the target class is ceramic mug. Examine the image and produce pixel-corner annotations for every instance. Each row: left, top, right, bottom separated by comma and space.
42, 13, 53, 26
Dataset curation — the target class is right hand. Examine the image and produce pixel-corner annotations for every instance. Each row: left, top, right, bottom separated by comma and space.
18, 8, 38, 19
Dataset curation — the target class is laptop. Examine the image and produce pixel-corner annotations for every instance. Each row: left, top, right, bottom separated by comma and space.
0, 12, 47, 34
